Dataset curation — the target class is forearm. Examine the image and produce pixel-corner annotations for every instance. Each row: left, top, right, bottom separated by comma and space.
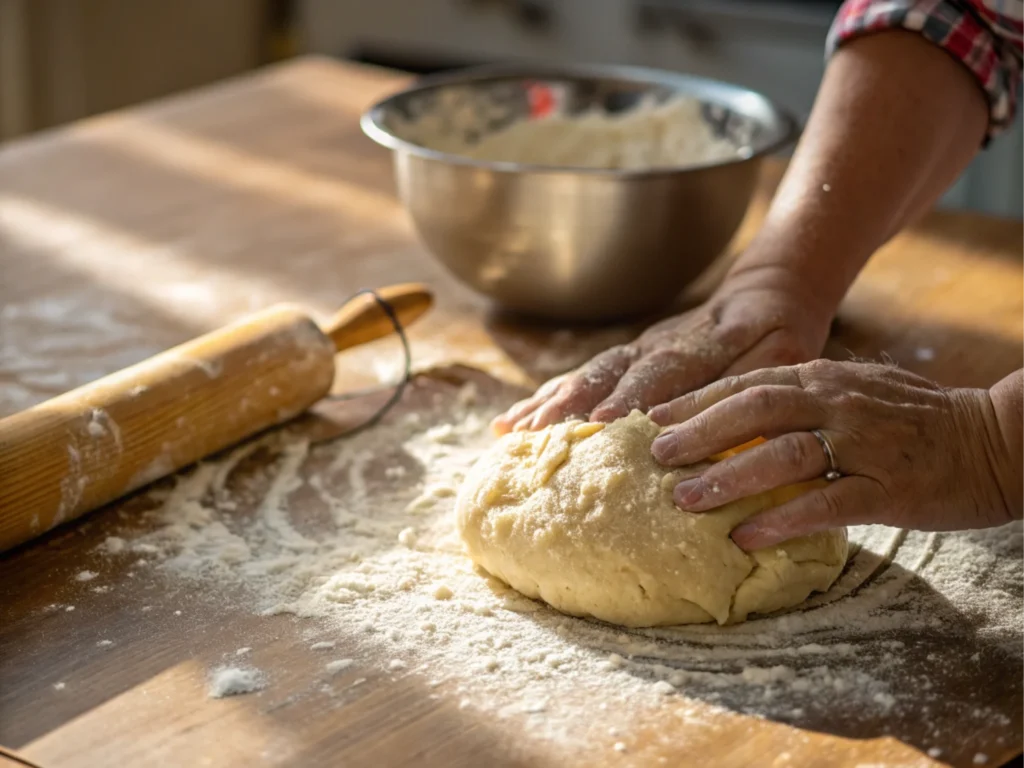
988, 369, 1024, 520
730, 29, 989, 317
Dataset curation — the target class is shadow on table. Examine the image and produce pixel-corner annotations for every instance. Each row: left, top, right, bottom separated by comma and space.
827, 310, 1023, 389
482, 301, 1022, 395
511, 553, 1022, 767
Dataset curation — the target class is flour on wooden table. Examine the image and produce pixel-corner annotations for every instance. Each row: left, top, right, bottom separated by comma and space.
0, 296, 163, 416
208, 665, 267, 698
325, 659, 355, 674
92, 375, 1022, 760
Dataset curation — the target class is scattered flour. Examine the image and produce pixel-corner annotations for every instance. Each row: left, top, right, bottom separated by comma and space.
207, 666, 266, 698
0, 297, 159, 415
86, 411, 106, 437
95, 375, 1022, 761
326, 659, 355, 674
75, 570, 98, 582
99, 536, 127, 554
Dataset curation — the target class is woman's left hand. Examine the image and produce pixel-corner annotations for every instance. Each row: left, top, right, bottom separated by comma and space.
647, 360, 1015, 550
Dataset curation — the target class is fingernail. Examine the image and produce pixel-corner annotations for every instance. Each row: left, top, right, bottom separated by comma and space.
730, 523, 759, 550
651, 432, 679, 462
647, 404, 669, 425
673, 478, 703, 508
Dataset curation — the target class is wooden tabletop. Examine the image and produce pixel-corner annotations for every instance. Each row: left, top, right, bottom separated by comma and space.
0, 57, 1021, 768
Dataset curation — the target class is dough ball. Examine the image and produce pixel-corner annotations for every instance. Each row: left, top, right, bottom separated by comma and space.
456, 411, 847, 627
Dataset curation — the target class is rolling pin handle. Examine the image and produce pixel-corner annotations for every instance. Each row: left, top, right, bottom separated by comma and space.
321, 283, 433, 353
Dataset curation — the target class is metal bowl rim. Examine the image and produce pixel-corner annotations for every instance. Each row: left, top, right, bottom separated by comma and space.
360, 61, 799, 178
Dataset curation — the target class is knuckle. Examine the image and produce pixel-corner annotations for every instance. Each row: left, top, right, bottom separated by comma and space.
740, 385, 777, 414
816, 489, 846, 522
557, 374, 588, 399
707, 471, 729, 496
588, 345, 633, 374
777, 433, 814, 472
614, 343, 642, 362
688, 412, 713, 441
801, 359, 833, 378
596, 343, 627, 358
557, 385, 598, 412
715, 374, 744, 395
829, 391, 860, 412
656, 395, 689, 424
640, 347, 686, 370
798, 359, 843, 392
707, 463, 739, 496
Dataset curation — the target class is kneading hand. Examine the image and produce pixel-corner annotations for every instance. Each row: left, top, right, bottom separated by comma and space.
492, 266, 833, 435
647, 360, 1016, 550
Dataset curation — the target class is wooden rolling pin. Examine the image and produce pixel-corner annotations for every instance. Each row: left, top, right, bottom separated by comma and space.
0, 284, 433, 553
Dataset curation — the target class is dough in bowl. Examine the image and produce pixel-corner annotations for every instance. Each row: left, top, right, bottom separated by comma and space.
456, 410, 848, 627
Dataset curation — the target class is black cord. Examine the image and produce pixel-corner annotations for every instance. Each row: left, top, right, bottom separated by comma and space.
323, 289, 413, 437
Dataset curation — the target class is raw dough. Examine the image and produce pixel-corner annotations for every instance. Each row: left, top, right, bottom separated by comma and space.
456, 410, 848, 627
395, 95, 741, 170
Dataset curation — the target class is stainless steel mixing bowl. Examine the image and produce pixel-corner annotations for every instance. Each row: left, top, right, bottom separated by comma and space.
361, 63, 797, 321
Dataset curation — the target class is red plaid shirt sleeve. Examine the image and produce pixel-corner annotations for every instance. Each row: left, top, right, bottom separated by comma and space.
827, 0, 1024, 139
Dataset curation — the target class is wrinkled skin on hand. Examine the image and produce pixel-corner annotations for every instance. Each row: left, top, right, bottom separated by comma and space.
492, 266, 833, 435
647, 360, 1015, 550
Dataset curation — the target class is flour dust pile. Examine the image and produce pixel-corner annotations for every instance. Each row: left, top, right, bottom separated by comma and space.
94, 368, 1022, 762
208, 665, 267, 699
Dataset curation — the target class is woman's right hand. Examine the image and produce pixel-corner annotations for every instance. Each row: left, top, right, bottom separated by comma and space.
492, 263, 837, 434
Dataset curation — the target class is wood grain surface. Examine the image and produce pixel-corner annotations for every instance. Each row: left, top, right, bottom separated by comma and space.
0, 57, 1021, 768
0, 283, 432, 554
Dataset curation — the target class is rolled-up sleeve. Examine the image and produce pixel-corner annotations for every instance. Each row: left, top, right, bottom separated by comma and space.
827, 0, 1024, 139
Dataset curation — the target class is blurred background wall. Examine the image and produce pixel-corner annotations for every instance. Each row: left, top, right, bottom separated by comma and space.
0, 0, 266, 136
0, 0, 1019, 217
